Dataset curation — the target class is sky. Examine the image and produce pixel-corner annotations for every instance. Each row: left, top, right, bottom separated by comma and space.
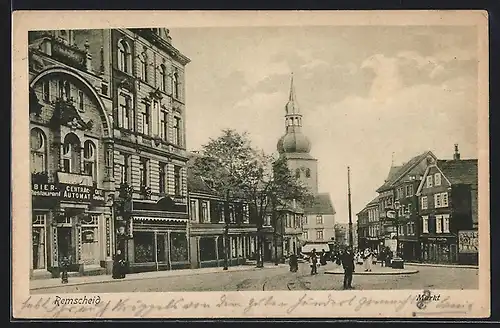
168, 25, 478, 223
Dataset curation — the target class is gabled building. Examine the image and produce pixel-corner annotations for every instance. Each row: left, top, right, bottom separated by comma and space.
186, 154, 258, 269
356, 196, 380, 251
376, 151, 437, 259
416, 145, 478, 264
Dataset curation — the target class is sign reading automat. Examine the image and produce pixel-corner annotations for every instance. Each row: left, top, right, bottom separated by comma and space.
32, 183, 105, 204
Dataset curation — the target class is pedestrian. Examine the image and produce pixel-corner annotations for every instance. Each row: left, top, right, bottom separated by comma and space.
60, 255, 70, 284
341, 246, 355, 289
380, 248, 386, 267
310, 249, 318, 275
112, 249, 126, 279
363, 248, 373, 272
320, 249, 328, 266
289, 253, 298, 272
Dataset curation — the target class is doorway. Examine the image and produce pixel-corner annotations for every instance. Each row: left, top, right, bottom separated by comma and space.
57, 227, 75, 265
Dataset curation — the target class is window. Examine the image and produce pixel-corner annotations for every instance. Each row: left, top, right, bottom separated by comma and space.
141, 103, 150, 135
62, 133, 81, 174
174, 165, 182, 196
42, 80, 50, 102
436, 215, 443, 233
58, 79, 64, 99
421, 196, 428, 210
243, 204, 249, 223
32, 213, 47, 270
406, 185, 413, 197
118, 94, 130, 129
64, 81, 71, 101
407, 203, 412, 215
434, 173, 442, 186
190, 200, 198, 221
426, 175, 433, 188
316, 230, 324, 240
139, 54, 147, 81
442, 192, 449, 207
422, 216, 429, 233
201, 201, 209, 223
305, 168, 311, 178
118, 153, 131, 184
151, 101, 159, 136
83, 140, 97, 182
295, 168, 300, 179
303, 231, 309, 240
160, 109, 168, 141
139, 157, 149, 187
160, 64, 167, 92
173, 117, 181, 146
316, 215, 323, 225
434, 193, 442, 208
443, 214, 450, 233
159, 162, 167, 194
118, 40, 131, 73
30, 129, 47, 173
172, 71, 179, 99
303, 216, 308, 225
77, 90, 84, 111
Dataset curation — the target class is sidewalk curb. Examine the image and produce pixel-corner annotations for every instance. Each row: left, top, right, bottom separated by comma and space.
405, 263, 478, 269
30, 265, 286, 291
324, 269, 419, 276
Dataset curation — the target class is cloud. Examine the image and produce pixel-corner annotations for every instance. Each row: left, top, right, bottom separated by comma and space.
300, 58, 330, 70
361, 54, 403, 103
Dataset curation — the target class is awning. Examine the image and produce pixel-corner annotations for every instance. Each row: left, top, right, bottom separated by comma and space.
301, 243, 330, 253
133, 216, 187, 222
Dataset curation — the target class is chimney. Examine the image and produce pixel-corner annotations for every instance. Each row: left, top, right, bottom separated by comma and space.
453, 144, 461, 160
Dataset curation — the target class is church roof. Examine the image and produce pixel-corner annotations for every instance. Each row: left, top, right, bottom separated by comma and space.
277, 132, 312, 154
304, 193, 336, 215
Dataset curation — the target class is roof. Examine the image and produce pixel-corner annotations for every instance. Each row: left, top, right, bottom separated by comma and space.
186, 152, 216, 195
437, 159, 478, 186
356, 195, 379, 215
376, 152, 433, 192
304, 193, 336, 215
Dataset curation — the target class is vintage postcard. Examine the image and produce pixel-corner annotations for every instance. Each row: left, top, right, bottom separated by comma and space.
12, 10, 490, 319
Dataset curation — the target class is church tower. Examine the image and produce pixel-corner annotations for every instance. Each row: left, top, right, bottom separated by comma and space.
277, 74, 319, 195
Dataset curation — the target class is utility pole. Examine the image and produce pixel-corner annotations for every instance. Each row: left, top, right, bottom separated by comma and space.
347, 167, 354, 248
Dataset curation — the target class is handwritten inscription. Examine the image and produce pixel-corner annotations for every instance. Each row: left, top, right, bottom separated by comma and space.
18, 293, 473, 318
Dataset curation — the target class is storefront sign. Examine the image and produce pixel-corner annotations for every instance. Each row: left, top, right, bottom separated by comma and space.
458, 230, 478, 253
32, 183, 60, 197
32, 182, 105, 205
426, 237, 448, 242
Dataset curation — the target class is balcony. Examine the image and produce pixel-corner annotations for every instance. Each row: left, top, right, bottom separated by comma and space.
51, 37, 87, 70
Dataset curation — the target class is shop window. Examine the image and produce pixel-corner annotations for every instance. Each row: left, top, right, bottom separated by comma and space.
62, 133, 81, 174
30, 128, 47, 173
217, 236, 225, 260
170, 232, 188, 262
134, 232, 155, 263
200, 237, 217, 262
83, 140, 97, 182
157, 234, 166, 262
231, 238, 237, 258
32, 214, 46, 270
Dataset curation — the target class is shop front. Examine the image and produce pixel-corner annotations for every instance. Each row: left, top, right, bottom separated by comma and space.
189, 226, 257, 269
31, 177, 112, 278
124, 197, 190, 273
399, 238, 420, 262
420, 235, 458, 264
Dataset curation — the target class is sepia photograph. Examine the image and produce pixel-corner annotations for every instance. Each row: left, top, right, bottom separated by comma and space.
12, 10, 489, 319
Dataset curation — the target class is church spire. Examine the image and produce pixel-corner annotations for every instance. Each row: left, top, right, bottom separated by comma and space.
286, 73, 300, 115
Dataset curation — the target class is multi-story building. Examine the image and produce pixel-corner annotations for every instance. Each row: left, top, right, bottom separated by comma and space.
376, 151, 436, 258
416, 145, 478, 264
29, 29, 115, 278
356, 196, 380, 251
28, 28, 192, 278
276, 75, 336, 254
186, 154, 258, 268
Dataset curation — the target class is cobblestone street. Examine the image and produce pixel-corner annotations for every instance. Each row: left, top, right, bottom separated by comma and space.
31, 262, 478, 294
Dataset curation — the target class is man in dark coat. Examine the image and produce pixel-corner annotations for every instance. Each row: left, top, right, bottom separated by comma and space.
112, 249, 126, 279
341, 246, 355, 289
310, 249, 318, 275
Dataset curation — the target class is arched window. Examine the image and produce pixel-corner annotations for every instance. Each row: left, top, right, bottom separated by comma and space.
63, 81, 71, 101
83, 140, 97, 182
172, 71, 179, 99
160, 64, 167, 92
139, 54, 147, 81
305, 168, 311, 178
295, 168, 300, 179
30, 129, 47, 173
118, 40, 131, 73
62, 133, 81, 174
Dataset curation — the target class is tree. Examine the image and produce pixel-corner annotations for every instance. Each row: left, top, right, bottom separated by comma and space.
192, 129, 313, 268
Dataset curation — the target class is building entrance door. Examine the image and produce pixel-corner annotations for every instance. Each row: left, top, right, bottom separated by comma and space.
57, 227, 76, 268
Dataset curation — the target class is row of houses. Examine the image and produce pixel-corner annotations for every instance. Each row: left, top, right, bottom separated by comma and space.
28, 28, 334, 279
356, 147, 478, 265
